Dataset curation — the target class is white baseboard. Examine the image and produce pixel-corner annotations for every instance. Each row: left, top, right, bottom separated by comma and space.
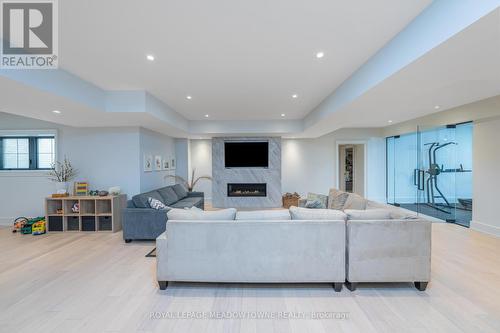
471, 220, 500, 238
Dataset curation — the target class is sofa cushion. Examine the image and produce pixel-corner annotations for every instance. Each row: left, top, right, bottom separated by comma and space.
132, 190, 164, 208
365, 200, 387, 209
366, 200, 418, 219
289, 206, 347, 221
344, 209, 392, 220
306, 192, 328, 208
235, 210, 291, 220
170, 197, 203, 209
328, 188, 349, 210
157, 187, 179, 205
343, 193, 367, 210
389, 209, 419, 220
172, 184, 188, 199
167, 208, 237, 220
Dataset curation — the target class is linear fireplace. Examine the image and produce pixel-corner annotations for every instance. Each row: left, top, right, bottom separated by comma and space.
227, 183, 267, 197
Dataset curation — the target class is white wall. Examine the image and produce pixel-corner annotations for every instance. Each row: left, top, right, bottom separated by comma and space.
0, 112, 176, 224
365, 137, 386, 202
139, 128, 176, 192
282, 136, 335, 196
353, 144, 365, 196
62, 127, 141, 195
471, 116, 500, 237
174, 138, 190, 181
188, 129, 386, 203
282, 129, 385, 202
189, 139, 212, 199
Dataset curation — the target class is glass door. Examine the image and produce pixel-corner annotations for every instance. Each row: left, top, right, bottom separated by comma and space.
394, 132, 418, 208
386, 137, 396, 205
453, 122, 473, 226
417, 124, 458, 223
386, 122, 473, 226
386, 132, 418, 209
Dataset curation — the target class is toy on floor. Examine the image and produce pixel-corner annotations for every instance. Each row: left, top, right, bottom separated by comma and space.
32, 219, 46, 235
13, 217, 46, 235
12, 217, 28, 233
21, 219, 35, 234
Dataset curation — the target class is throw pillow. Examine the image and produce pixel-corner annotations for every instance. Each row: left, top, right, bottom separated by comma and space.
306, 192, 328, 208
148, 197, 170, 210
343, 193, 367, 210
167, 208, 237, 220
344, 209, 392, 220
305, 200, 323, 209
132, 190, 164, 208
157, 187, 179, 205
289, 206, 347, 221
328, 188, 349, 210
172, 184, 188, 199
235, 210, 291, 220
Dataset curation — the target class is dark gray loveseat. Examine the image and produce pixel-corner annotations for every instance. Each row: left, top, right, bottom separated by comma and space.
122, 184, 204, 242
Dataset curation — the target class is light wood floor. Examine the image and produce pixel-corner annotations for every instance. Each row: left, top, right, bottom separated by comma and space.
0, 224, 499, 333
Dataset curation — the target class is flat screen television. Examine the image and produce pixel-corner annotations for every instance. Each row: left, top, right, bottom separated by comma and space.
224, 141, 269, 168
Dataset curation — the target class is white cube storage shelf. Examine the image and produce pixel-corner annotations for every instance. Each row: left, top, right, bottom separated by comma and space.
45, 195, 126, 232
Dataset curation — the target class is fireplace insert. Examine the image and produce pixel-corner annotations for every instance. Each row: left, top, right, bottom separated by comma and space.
227, 183, 267, 197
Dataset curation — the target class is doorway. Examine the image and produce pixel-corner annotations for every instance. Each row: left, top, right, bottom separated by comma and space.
338, 143, 365, 196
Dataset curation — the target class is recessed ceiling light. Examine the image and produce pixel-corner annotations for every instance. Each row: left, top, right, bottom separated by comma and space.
388, 120, 393, 123
146, 54, 155, 61
186, 95, 192, 100
316, 51, 325, 58
281, 113, 286, 117
52, 110, 61, 114
204, 114, 209, 118
292, 94, 298, 99
434, 105, 440, 109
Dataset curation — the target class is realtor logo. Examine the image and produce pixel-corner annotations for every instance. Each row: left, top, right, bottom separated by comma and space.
1, 0, 58, 68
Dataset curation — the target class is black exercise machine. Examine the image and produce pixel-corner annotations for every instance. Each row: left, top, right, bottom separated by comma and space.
415, 141, 472, 214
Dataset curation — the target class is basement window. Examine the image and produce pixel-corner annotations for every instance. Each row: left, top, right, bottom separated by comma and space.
0, 135, 56, 170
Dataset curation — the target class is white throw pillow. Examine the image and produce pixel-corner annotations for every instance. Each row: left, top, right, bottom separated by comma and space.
289, 206, 347, 221
344, 209, 392, 220
328, 188, 349, 210
148, 197, 170, 210
343, 193, 367, 210
235, 210, 291, 220
167, 208, 237, 220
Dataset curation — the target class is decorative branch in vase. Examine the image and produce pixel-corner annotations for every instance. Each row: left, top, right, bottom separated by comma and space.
165, 168, 212, 191
47, 157, 78, 194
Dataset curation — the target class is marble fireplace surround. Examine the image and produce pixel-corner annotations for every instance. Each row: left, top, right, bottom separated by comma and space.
212, 137, 282, 208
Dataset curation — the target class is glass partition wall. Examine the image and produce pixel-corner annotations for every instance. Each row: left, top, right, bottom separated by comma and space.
386, 122, 472, 227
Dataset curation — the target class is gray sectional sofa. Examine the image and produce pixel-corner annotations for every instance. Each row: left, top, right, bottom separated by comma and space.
155, 194, 431, 292
122, 184, 204, 242
157, 219, 346, 292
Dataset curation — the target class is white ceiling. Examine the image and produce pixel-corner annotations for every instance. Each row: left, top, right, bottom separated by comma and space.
2, 1, 499, 139
59, 0, 431, 120
300, 7, 500, 137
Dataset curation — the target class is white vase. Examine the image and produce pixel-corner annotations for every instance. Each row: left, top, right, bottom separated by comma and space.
56, 182, 68, 194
